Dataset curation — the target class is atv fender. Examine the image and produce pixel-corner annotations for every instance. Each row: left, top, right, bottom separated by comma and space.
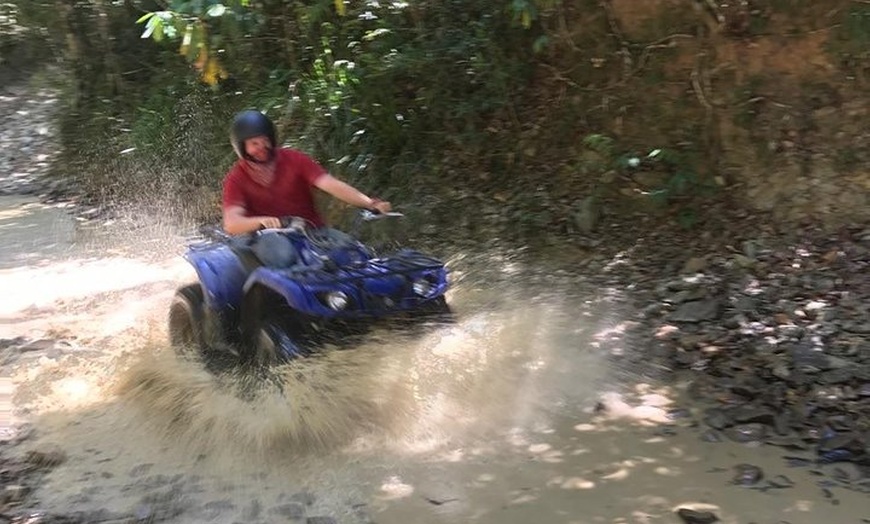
242, 267, 311, 313
185, 244, 250, 311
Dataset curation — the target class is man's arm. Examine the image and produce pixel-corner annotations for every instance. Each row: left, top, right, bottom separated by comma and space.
314, 174, 391, 213
223, 205, 281, 235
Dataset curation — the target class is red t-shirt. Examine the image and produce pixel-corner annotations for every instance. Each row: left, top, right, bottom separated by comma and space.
222, 148, 327, 227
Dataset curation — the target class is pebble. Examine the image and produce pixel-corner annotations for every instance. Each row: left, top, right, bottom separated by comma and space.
676, 507, 720, 524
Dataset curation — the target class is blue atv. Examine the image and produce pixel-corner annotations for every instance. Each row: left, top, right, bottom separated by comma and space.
168, 211, 450, 366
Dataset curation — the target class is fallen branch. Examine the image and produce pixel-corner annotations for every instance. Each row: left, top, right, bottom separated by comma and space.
691, 65, 713, 111
556, 3, 582, 52
539, 63, 582, 89
633, 34, 695, 77
644, 33, 697, 47
734, 96, 793, 109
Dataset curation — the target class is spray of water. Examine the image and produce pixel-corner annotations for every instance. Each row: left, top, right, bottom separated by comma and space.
114, 346, 410, 456
107, 265, 594, 464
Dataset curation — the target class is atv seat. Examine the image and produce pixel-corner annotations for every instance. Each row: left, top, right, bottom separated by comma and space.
250, 231, 299, 268
221, 238, 261, 274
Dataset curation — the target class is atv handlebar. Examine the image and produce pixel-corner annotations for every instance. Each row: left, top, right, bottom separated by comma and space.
359, 209, 404, 222
253, 210, 404, 238
255, 216, 307, 236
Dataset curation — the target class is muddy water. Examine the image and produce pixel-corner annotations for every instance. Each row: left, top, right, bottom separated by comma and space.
2, 196, 868, 524
0, 196, 77, 270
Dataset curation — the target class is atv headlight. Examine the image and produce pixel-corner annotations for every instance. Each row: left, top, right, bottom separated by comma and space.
324, 291, 349, 310
412, 278, 434, 297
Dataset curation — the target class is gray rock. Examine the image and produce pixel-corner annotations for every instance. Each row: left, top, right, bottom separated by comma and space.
271, 503, 305, 519
573, 195, 600, 234
243, 499, 262, 519
703, 408, 731, 429
676, 507, 719, 524
200, 499, 236, 520
682, 256, 708, 274
732, 295, 758, 314
24, 448, 66, 468
732, 463, 764, 486
1, 484, 29, 505
818, 368, 854, 384
671, 299, 722, 323
136, 488, 186, 521
669, 288, 709, 304
843, 322, 870, 334
289, 491, 316, 507
129, 463, 153, 477
724, 423, 766, 443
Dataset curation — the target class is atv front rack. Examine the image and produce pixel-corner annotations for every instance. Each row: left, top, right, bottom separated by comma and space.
245, 248, 448, 318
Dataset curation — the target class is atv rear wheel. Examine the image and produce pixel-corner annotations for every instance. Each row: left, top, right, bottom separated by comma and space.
168, 283, 206, 358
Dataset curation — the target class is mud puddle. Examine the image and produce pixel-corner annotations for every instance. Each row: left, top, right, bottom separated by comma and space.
0, 195, 77, 270
1, 197, 868, 524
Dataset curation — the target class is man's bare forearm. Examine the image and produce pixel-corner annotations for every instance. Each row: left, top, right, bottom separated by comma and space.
316, 175, 377, 208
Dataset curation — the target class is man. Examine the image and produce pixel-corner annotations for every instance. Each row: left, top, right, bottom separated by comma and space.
222, 110, 391, 235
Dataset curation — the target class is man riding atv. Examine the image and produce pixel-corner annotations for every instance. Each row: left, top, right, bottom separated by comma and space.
222, 110, 392, 235
167, 111, 449, 365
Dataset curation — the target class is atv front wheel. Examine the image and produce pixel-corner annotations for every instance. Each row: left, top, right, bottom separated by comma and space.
168, 284, 205, 358
241, 285, 307, 367
250, 321, 304, 367
420, 296, 451, 315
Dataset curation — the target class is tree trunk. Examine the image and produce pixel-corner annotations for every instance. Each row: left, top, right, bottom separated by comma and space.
91, 0, 125, 96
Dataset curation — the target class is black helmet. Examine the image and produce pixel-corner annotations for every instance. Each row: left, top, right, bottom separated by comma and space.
230, 110, 276, 162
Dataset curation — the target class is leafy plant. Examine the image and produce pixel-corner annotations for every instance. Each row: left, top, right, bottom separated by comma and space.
828, 4, 870, 78
136, 1, 259, 86
582, 133, 615, 155
580, 133, 715, 223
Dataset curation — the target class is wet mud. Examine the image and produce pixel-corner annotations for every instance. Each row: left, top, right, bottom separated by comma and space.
1, 199, 869, 524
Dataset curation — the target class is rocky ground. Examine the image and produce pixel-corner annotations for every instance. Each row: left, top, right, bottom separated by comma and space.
573, 217, 870, 514
1, 71, 69, 523
0, 73, 117, 524
0, 76, 66, 198
1, 69, 869, 524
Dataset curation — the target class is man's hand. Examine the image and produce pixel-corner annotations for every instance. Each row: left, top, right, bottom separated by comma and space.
224, 205, 283, 235
257, 216, 282, 229
371, 199, 392, 214
315, 175, 394, 214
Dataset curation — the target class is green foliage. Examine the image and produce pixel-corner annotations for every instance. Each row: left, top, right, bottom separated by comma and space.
131, 0, 540, 194
582, 134, 615, 156
506, 0, 560, 29
136, 1, 259, 85
39, 0, 549, 222
0, 2, 55, 76
0, 3, 25, 39
7, 0, 863, 241
842, 4, 870, 42
269, 0, 539, 192
830, 4, 870, 78
580, 133, 716, 224
834, 146, 861, 173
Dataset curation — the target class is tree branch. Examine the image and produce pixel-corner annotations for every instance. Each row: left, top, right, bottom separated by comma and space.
697, 0, 725, 24
599, 0, 633, 79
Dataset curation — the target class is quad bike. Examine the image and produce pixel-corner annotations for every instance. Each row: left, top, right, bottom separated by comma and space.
168, 211, 450, 367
